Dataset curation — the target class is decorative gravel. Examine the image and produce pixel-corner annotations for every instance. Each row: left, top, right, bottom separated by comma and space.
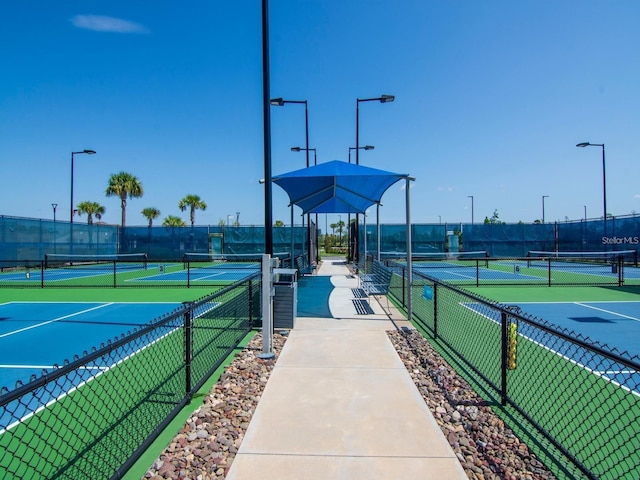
144, 329, 557, 480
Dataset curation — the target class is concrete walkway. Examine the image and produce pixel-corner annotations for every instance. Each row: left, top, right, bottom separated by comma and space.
226, 257, 466, 480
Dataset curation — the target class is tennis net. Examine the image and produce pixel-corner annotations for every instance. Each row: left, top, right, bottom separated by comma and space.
44, 253, 148, 270
526, 250, 638, 267
182, 252, 290, 270
382, 250, 489, 267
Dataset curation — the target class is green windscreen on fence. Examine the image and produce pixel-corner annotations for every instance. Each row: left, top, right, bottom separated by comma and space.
2, 214, 639, 263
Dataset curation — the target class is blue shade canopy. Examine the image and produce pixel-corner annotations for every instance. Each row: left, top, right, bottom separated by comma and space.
272, 160, 409, 214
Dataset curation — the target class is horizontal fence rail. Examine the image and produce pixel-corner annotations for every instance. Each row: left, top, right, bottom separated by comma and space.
0, 273, 261, 479
386, 266, 640, 480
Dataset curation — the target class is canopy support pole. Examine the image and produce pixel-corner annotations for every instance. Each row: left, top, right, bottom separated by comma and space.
376, 202, 381, 261
290, 205, 294, 265
406, 177, 413, 322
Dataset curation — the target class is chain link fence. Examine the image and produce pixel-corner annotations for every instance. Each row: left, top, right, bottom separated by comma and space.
385, 253, 638, 288
0, 273, 261, 479
0, 256, 277, 288
3, 214, 639, 265
387, 267, 640, 480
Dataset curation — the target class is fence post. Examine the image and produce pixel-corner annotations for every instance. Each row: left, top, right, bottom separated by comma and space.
41, 260, 45, 288
547, 258, 551, 287
113, 260, 117, 288
433, 283, 438, 339
402, 266, 406, 308
476, 259, 480, 287
500, 311, 508, 406
187, 260, 191, 288
183, 302, 194, 403
618, 255, 623, 286
248, 279, 254, 328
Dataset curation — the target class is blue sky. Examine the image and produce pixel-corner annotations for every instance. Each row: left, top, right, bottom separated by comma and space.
1, 1, 639, 230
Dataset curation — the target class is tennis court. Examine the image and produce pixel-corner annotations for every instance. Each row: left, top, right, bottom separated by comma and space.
461, 299, 640, 393
136, 261, 259, 283
0, 273, 256, 479
409, 258, 640, 286
0, 258, 261, 288
509, 300, 640, 355
0, 301, 183, 411
403, 275, 640, 479
0, 263, 153, 284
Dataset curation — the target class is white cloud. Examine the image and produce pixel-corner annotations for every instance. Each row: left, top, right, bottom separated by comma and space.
70, 15, 149, 34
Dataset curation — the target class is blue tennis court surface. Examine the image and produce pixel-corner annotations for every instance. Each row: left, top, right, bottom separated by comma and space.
463, 300, 640, 394
413, 263, 539, 282
0, 301, 182, 391
0, 262, 259, 284
136, 263, 259, 283
509, 301, 640, 358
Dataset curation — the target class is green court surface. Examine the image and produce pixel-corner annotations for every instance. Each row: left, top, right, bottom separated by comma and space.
0, 282, 255, 479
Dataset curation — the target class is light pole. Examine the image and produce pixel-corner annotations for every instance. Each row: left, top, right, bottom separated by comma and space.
584, 205, 587, 222
70, 149, 96, 223
227, 215, 234, 227
270, 98, 309, 166
356, 95, 394, 165
576, 142, 607, 243
347, 145, 374, 256
348, 145, 374, 164
291, 146, 316, 165
236, 211, 240, 226
271, 97, 311, 263
355, 94, 394, 263
542, 195, 549, 224
467, 196, 474, 224
292, 147, 318, 257
52, 203, 58, 253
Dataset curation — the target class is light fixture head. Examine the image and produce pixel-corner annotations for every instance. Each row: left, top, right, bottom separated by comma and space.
380, 94, 395, 103
291, 147, 302, 152
363, 145, 375, 150
576, 142, 590, 148
270, 98, 285, 106
84, 149, 96, 154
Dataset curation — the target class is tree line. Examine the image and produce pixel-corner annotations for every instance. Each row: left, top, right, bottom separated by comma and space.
74, 171, 207, 227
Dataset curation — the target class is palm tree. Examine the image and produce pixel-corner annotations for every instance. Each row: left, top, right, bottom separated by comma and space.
105, 172, 144, 227
141, 207, 161, 227
178, 194, 207, 226
274, 220, 285, 227
75, 201, 105, 225
163, 215, 186, 227
336, 220, 345, 245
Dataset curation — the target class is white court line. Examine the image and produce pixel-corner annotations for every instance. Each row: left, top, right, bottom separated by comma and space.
0, 303, 114, 339
459, 301, 640, 398
574, 302, 640, 323
594, 370, 637, 375
1, 321, 181, 434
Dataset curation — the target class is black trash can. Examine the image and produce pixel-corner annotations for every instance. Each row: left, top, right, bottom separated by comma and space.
273, 268, 298, 329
